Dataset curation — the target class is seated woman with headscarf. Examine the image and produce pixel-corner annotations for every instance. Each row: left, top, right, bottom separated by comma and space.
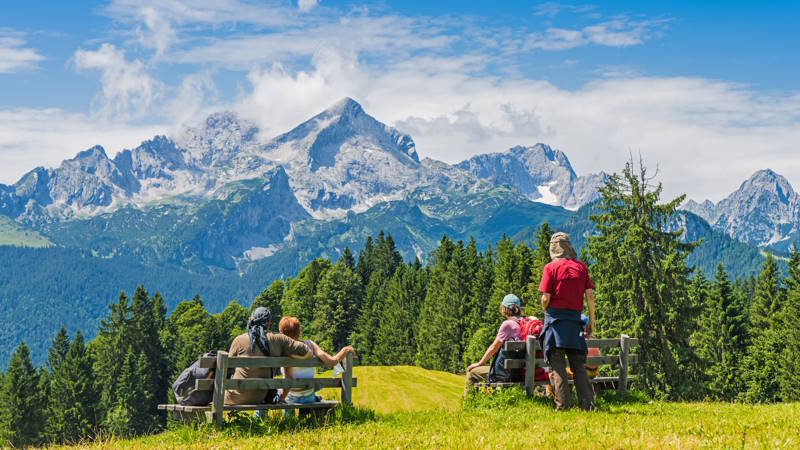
224, 307, 311, 405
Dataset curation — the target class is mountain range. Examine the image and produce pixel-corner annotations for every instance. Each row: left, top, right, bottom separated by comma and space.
0, 98, 792, 365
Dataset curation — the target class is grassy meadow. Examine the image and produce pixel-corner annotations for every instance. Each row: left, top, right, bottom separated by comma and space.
72, 366, 799, 449
0, 215, 52, 248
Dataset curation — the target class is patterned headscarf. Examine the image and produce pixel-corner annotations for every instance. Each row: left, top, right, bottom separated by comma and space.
549, 232, 577, 260
248, 307, 271, 356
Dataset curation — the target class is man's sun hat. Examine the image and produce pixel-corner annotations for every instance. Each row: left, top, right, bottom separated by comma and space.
501, 293, 521, 308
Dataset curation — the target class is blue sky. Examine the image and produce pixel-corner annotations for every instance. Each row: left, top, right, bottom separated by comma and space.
1, 1, 799, 201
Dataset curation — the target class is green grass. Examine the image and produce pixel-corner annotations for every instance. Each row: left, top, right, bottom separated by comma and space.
74, 366, 798, 449
0, 215, 52, 248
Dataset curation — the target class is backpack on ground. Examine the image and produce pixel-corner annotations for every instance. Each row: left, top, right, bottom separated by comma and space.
518, 316, 549, 382
172, 351, 217, 406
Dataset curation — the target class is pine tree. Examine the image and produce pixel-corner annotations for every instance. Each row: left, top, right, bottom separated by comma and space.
586, 159, 697, 398
351, 232, 403, 364
0, 342, 44, 447
312, 261, 362, 350
45, 331, 98, 444
742, 254, 788, 402
694, 265, 748, 400
340, 247, 356, 271
92, 291, 131, 419
750, 253, 783, 338
283, 259, 332, 328
415, 237, 465, 372
778, 245, 800, 400
48, 326, 71, 373
213, 300, 249, 350
531, 222, 553, 290
251, 281, 285, 331
374, 263, 427, 365
165, 295, 216, 379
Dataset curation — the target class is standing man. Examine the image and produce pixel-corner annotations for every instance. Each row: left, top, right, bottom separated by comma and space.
539, 232, 596, 411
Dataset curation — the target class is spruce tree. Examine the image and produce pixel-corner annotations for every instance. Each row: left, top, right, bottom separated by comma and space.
374, 263, 427, 365
312, 261, 362, 350
531, 222, 553, 290
340, 246, 356, 271
92, 292, 131, 419
778, 245, 800, 400
45, 331, 98, 444
742, 254, 787, 402
750, 253, 783, 338
415, 237, 465, 372
694, 264, 748, 400
282, 259, 332, 328
48, 326, 71, 373
586, 159, 697, 398
251, 281, 285, 330
0, 342, 44, 447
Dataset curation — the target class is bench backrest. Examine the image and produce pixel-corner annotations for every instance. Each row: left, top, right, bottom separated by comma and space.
200, 351, 354, 425
501, 334, 638, 398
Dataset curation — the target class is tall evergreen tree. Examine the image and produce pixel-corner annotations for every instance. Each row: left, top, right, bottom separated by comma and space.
742, 254, 787, 402
374, 263, 428, 365
45, 331, 98, 444
351, 232, 403, 364
694, 265, 748, 399
312, 261, 362, 350
164, 295, 215, 378
586, 159, 697, 398
0, 342, 44, 447
778, 245, 800, 400
340, 246, 356, 271
92, 292, 131, 419
416, 237, 465, 372
251, 281, 285, 331
750, 253, 783, 338
48, 326, 71, 373
531, 222, 554, 290
282, 259, 332, 328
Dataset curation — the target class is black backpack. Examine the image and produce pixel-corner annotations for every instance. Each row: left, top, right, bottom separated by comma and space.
488, 345, 525, 383
172, 351, 217, 406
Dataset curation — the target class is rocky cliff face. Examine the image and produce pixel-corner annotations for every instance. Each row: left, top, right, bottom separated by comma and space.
455, 144, 605, 209
683, 169, 800, 250
0, 98, 604, 230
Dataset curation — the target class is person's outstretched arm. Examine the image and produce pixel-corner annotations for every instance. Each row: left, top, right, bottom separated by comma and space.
306, 341, 355, 368
466, 338, 502, 374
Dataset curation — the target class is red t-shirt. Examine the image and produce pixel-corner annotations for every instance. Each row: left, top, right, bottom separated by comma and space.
538, 259, 594, 311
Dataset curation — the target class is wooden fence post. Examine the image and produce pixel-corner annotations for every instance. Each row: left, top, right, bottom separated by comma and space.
618, 334, 629, 399
213, 351, 228, 426
525, 335, 536, 396
341, 352, 353, 405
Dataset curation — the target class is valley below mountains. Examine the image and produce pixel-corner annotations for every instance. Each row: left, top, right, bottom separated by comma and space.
0, 98, 791, 365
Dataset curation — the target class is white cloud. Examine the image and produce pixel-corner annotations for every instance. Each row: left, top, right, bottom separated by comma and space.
526, 17, 670, 51
0, 108, 163, 183
73, 44, 162, 119
0, 31, 45, 73
298, 0, 318, 13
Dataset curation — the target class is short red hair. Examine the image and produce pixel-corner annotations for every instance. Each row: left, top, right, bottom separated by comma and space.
279, 316, 301, 340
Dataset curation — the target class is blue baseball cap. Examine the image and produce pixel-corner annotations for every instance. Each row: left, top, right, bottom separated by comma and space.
501, 294, 521, 308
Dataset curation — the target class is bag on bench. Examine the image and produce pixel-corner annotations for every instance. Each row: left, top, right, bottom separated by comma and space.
173, 351, 217, 406
488, 346, 525, 383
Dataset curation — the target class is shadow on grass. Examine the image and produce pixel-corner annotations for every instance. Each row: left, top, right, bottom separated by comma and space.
166, 404, 377, 441
463, 386, 650, 413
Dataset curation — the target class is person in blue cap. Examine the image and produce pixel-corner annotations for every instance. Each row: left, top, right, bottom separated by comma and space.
465, 293, 525, 390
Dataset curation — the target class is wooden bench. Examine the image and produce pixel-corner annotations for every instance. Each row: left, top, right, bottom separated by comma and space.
158, 351, 356, 425
477, 334, 638, 398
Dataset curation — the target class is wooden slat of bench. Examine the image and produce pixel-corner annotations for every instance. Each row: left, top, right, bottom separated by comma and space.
158, 404, 211, 412
225, 401, 339, 411
503, 338, 627, 352
195, 377, 358, 392
198, 356, 328, 369
503, 354, 637, 370
503, 358, 545, 369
